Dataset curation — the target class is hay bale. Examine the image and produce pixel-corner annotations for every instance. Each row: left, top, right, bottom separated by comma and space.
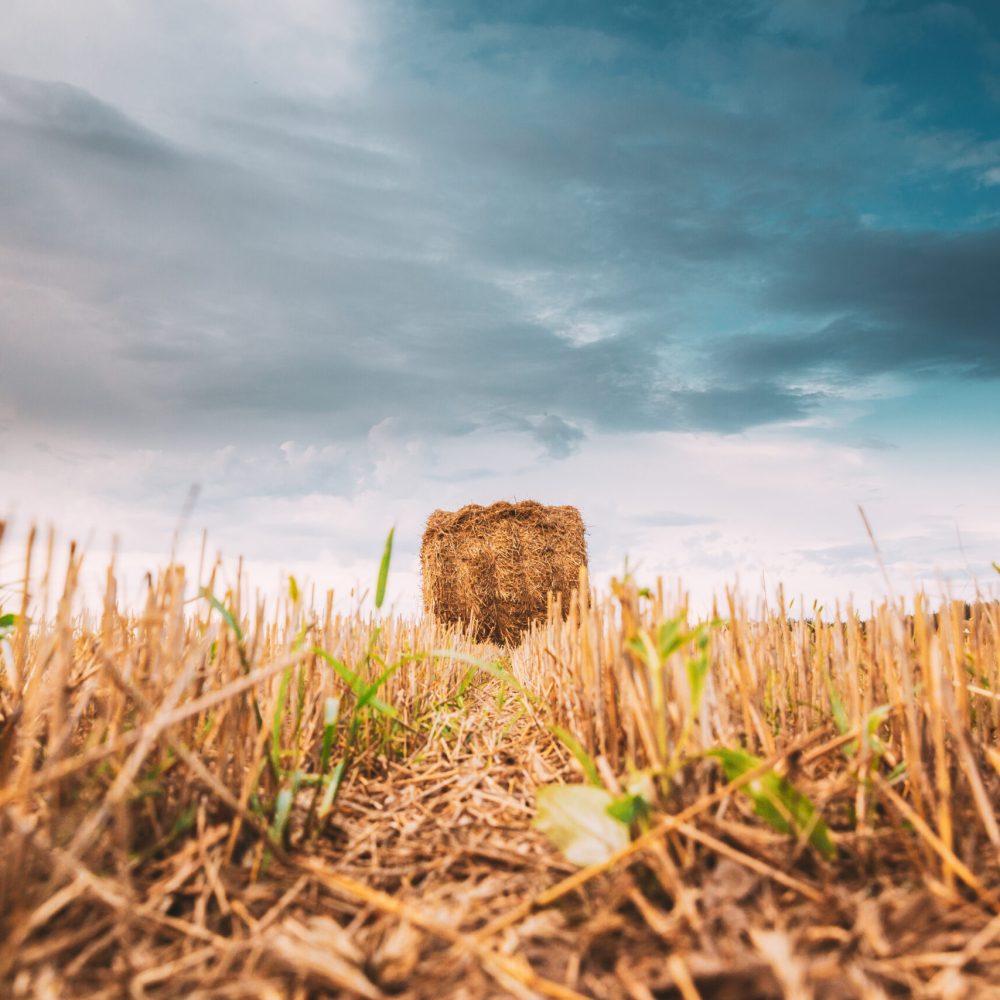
421, 500, 588, 645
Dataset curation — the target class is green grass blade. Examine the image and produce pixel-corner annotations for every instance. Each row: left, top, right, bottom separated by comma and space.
357, 660, 403, 710
549, 724, 602, 787
314, 647, 399, 719
822, 663, 850, 739
686, 650, 710, 717
202, 588, 261, 729
319, 697, 340, 776
430, 649, 542, 706
201, 589, 243, 644
269, 787, 294, 845
318, 759, 349, 819
270, 665, 293, 772
375, 528, 394, 610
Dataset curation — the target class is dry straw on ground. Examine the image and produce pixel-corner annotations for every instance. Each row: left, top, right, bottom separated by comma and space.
3, 519, 1000, 999
421, 500, 588, 644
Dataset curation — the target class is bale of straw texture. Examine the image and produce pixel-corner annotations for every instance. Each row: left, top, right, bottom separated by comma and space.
421, 500, 588, 645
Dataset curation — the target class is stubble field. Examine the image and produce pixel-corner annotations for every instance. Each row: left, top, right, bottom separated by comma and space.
2, 523, 1000, 999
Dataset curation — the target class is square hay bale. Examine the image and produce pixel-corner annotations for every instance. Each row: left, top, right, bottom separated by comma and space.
420, 500, 588, 645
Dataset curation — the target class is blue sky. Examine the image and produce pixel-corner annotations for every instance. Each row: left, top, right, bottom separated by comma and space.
1, 0, 998, 610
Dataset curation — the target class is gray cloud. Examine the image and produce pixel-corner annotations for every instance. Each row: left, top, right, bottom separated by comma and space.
855, 436, 898, 452
705, 226, 1000, 386
0, 65, 826, 447
528, 414, 585, 458
1, 1, 998, 464
763, 227, 1000, 378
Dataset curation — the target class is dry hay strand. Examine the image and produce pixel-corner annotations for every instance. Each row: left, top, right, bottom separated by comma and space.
421, 500, 588, 645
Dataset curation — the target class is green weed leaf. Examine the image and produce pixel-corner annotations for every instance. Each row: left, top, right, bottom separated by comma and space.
271, 665, 294, 772
269, 787, 294, 845
534, 785, 631, 866
606, 791, 651, 827
429, 649, 541, 706
202, 590, 243, 644
319, 697, 340, 776
549, 725, 602, 787
707, 747, 836, 860
686, 651, 710, 717
314, 648, 398, 720
357, 660, 403, 710
375, 528, 394, 610
318, 759, 348, 819
822, 664, 850, 738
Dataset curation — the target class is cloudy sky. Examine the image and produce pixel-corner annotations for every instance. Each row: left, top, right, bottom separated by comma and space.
1, 0, 998, 612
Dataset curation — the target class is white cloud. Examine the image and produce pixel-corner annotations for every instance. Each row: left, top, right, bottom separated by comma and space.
5, 423, 996, 618
0, 1, 373, 142
1, 1, 998, 622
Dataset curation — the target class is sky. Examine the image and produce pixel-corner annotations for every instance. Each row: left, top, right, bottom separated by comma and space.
1, 0, 999, 614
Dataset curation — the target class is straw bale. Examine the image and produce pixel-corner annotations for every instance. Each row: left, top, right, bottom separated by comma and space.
420, 500, 588, 645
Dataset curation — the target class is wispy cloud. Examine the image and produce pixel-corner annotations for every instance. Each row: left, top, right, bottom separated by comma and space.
1, 1, 998, 604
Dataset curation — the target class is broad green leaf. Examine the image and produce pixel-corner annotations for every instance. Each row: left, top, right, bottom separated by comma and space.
658, 616, 709, 661
606, 792, 650, 826
549, 724, 601, 787
627, 631, 660, 672
707, 747, 836, 860
0, 613, 15, 640
658, 618, 685, 659
534, 785, 631, 867
375, 528, 394, 610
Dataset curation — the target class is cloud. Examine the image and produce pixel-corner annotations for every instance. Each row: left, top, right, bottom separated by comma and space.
711, 226, 1000, 384
630, 511, 717, 528
8, 2, 994, 453
855, 435, 898, 452
1, 0, 999, 613
0, 71, 172, 164
528, 414, 585, 458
